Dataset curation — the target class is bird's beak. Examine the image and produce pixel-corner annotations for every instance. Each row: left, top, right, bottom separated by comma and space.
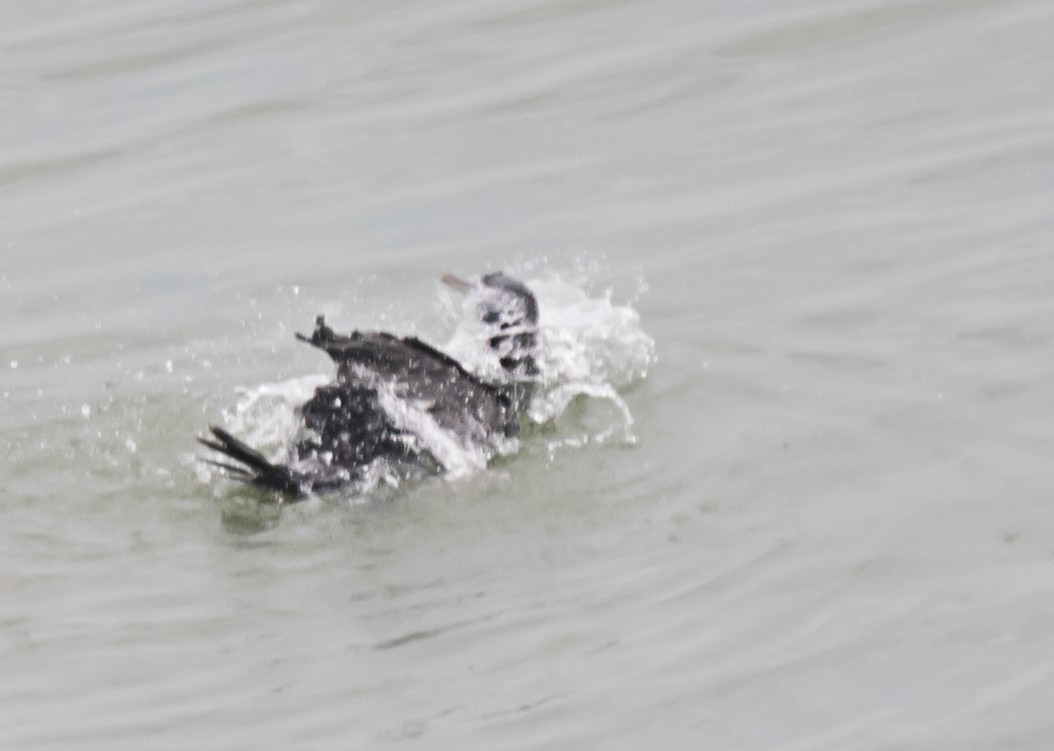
440, 273, 473, 294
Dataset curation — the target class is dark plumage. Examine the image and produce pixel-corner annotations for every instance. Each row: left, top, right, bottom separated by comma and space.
198, 272, 540, 498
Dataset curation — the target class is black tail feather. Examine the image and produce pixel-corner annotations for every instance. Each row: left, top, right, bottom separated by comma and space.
197, 426, 302, 495
199, 426, 275, 474
200, 458, 253, 479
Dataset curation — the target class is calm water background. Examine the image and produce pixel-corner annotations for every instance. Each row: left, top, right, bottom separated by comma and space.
4, 0, 1054, 748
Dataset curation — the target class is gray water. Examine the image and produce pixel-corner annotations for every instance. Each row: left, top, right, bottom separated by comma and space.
4, 0, 1054, 748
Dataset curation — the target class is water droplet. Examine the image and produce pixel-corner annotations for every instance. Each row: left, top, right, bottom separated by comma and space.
9, 360, 17, 369
81, 403, 92, 419
165, 360, 174, 373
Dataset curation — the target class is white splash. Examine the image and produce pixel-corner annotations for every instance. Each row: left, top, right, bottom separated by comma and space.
373, 377, 491, 478
223, 374, 327, 457
522, 274, 655, 441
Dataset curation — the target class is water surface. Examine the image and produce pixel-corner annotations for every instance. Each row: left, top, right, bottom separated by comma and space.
4, 0, 1054, 748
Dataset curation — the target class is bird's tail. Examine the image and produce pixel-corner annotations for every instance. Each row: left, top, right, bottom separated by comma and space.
197, 426, 303, 495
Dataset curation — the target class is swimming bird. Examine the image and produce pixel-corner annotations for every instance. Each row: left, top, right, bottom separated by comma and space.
198, 272, 540, 498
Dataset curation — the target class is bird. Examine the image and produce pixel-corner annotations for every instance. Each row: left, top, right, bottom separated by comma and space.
198, 272, 540, 499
